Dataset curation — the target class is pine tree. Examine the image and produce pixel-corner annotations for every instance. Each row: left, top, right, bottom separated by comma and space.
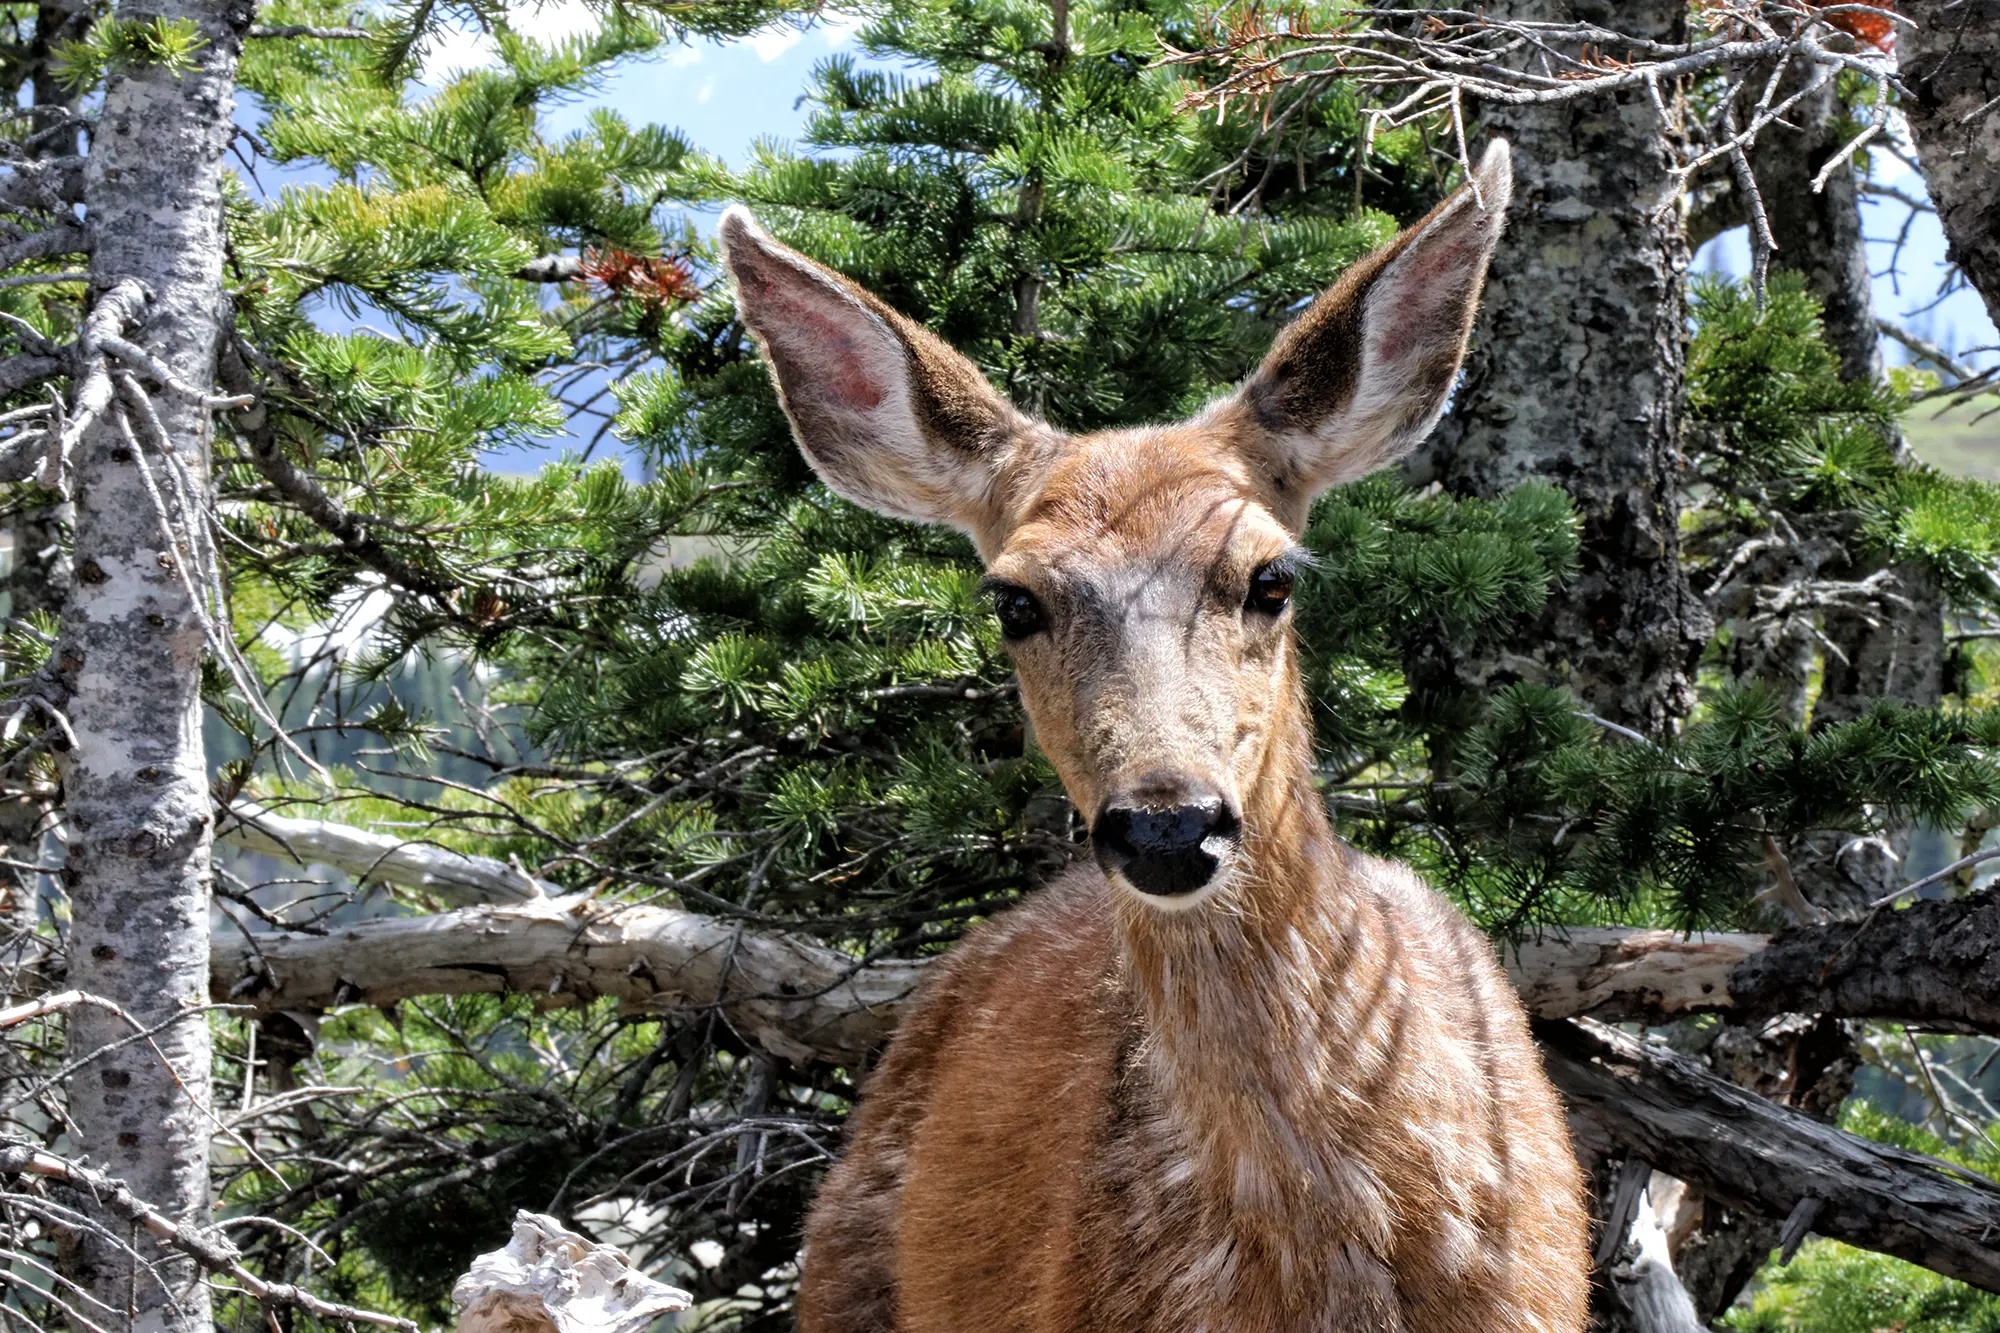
7, 0, 2000, 1324
106, 0, 1460, 1320
130, 22, 2000, 1329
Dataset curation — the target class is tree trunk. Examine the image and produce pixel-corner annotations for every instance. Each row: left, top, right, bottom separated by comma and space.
1413, 0, 1708, 737
0, 501, 67, 887
1897, 0, 2000, 330
54, 0, 249, 1323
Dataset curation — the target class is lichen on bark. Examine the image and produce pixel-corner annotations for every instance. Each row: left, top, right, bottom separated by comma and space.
1411, 0, 1710, 738
51, 0, 250, 1325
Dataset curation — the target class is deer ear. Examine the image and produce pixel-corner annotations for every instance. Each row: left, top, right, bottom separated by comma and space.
1231, 139, 1512, 496
719, 207, 1049, 538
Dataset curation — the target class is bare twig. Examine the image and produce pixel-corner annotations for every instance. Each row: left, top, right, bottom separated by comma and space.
0, 1143, 416, 1331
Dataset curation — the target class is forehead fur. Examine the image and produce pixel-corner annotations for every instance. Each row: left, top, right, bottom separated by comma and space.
1001, 424, 1291, 566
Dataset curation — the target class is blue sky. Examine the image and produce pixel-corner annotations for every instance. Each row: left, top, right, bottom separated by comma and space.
409, 10, 1999, 471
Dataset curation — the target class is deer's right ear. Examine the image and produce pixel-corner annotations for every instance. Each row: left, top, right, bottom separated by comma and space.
719, 208, 1049, 539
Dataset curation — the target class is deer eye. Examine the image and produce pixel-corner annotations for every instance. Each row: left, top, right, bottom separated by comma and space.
1246, 562, 1294, 616
990, 584, 1048, 641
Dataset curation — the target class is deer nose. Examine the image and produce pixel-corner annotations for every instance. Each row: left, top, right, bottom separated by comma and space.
1093, 779, 1241, 899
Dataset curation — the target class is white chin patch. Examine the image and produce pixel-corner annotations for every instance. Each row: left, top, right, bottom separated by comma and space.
1107, 860, 1237, 914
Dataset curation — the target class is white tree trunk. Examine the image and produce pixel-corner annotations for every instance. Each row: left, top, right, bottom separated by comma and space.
55, 0, 248, 1323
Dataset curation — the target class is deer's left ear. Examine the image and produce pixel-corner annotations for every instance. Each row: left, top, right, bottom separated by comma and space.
1227, 139, 1512, 498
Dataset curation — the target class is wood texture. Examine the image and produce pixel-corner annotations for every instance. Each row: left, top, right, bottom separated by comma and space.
1898, 0, 2000, 333
1541, 1017, 2000, 1293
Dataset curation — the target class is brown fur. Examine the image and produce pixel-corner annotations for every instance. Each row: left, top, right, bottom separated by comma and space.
721, 139, 1590, 1333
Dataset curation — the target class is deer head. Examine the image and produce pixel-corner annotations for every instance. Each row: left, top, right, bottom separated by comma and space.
720, 141, 1512, 911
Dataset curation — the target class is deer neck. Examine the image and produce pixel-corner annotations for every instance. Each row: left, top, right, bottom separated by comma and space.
1108, 676, 1401, 1256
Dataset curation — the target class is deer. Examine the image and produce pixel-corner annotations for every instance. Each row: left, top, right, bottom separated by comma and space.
718, 138, 1590, 1333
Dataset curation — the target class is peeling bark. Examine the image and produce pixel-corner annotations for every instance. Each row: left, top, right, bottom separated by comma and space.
1898, 0, 2000, 331
53, 0, 250, 1324
1413, 0, 1709, 736
1503, 928, 1761, 1021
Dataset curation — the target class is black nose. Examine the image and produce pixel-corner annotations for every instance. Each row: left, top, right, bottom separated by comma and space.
1093, 778, 1241, 898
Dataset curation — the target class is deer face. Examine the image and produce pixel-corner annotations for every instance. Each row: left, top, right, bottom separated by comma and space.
978, 429, 1307, 905
719, 142, 1511, 909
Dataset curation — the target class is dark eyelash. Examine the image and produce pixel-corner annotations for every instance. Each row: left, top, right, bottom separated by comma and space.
1259, 548, 1318, 581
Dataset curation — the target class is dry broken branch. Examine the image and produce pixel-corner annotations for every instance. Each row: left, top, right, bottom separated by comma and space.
220, 799, 552, 905
1163, 2, 1905, 290
0, 1142, 416, 1330
212, 895, 927, 1066
450, 1211, 689, 1333
1541, 1017, 2000, 1293
203, 799, 2000, 1054
206, 856, 2000, 1065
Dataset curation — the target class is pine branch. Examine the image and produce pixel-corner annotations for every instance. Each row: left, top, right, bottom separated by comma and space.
218, 366, 456, 600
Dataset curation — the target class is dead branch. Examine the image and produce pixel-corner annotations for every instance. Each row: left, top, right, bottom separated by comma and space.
0, 1142, 416, 1330
216, 347, 458, 599
247, 23, 370, 38
0, 224, 91, 272
1541, 1017, 2000, 1293
200, 799, 2000, 1053
211, 895, 928, 1067
1162, 2, 1904, 274
220, 798, 552, 905
205, 876, 2000, 1068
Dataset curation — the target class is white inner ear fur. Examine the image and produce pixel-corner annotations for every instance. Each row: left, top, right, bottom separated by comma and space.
1314, 216, 1484, 486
